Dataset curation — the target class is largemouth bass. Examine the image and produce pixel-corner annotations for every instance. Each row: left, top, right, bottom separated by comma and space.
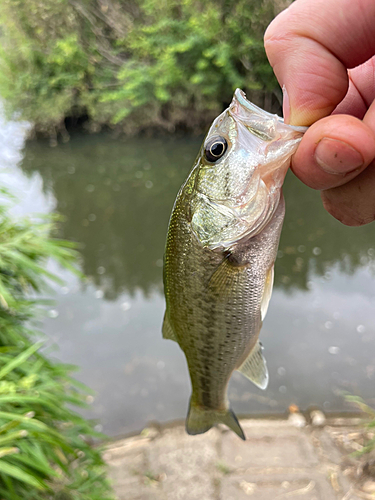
163, 89, 306, 440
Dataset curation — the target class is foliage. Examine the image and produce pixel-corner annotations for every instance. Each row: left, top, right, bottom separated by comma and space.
0, 0, 282, 136
346, 396, 375, 456
0, 190, 114, 499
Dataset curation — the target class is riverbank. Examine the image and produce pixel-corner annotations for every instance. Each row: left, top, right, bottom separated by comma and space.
105, 415, 375, 500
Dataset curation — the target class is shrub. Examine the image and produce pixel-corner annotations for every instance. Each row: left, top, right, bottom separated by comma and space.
0, 0, 282, 136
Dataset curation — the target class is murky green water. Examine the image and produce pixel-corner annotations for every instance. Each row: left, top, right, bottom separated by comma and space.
3, 128, 375, 437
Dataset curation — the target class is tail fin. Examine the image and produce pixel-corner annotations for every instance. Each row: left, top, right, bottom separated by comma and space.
186, 401, 245, 440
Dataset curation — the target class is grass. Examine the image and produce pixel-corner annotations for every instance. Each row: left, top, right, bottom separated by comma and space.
0, 189, 114, 499
215, 461, 232, 475
345, 395, 375, 457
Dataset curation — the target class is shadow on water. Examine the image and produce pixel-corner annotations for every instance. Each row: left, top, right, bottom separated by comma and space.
21, 134, 199, 298
20, 133, 375, 298
278, 174, 375, 291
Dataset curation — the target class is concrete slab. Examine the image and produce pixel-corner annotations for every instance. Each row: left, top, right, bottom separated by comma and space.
105, 435, 162, 500
105, 418, 368, 500
146, 426, 220, 500
222, 420, 319, 469
221, 475, 326, 500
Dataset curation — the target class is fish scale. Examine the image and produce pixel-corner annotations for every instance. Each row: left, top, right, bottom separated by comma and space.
163, 89, 306, 439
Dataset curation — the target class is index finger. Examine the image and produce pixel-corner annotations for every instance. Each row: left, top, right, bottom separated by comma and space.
264, 0, 375, 126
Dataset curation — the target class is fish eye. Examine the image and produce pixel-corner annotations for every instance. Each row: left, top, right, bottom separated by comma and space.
204, 136, 228, 163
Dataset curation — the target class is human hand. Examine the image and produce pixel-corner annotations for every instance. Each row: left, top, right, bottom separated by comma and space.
264, 0, 375, 226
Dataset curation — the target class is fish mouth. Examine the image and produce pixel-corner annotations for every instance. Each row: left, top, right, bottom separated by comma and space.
235, 89, 280, 122
229, 89, 307, 205
233, 89, 308, 134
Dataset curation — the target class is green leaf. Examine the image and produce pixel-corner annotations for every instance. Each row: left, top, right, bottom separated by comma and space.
0, 460, 47, 490
0, 341, 44, 380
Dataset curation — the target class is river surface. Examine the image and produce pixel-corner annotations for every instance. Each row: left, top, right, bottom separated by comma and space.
1, 118, 375, 437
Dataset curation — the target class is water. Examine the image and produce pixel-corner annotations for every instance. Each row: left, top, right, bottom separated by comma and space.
2, 124, 375, 437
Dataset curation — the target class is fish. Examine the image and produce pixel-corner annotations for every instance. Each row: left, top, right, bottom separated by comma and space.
162, 89, 306, 440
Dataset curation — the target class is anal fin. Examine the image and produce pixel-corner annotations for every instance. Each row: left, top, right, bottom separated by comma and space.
238, 340, 269, 390
162, 312, 178, 342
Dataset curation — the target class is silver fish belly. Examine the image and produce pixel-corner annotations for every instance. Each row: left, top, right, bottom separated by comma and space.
163, 89, 306, 439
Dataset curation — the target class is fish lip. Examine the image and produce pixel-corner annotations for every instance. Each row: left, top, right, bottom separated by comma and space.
228, 89, 306, 205
233, 89, 308, 134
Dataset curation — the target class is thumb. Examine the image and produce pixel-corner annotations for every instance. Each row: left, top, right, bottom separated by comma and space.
264, 0, 375, 126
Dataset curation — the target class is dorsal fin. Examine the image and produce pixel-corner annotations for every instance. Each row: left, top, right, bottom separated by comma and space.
237, 340, 269, 390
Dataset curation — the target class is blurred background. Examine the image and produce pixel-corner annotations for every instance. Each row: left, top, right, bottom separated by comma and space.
0, 0, 375, 440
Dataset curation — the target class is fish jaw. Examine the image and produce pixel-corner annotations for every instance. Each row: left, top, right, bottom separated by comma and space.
190, 90, 305, 250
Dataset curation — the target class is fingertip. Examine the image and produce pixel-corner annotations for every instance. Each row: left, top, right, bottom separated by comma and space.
282, 85, 290, 124
264, 0, 367, 126
266, 41, 348, 127
289, 105, 334, 128
320, 191, 361, 226
321, 179, 375, 227
292, 115, 375, 190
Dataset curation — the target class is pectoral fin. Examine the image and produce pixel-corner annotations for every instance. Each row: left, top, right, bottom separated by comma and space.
209, 257, 243, 298
238, 340, 269, 390
162, 312, 177, 342
261, 265, 274, 321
